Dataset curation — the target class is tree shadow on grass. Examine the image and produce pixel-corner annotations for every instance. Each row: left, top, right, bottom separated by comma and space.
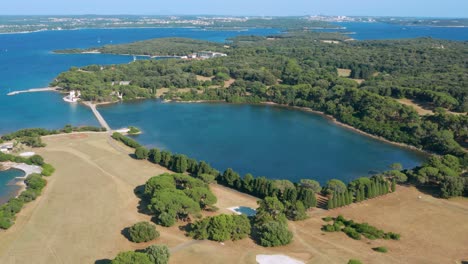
121, 227, 132, 241
413, 184, 442, 198
134, 185, 153, 215
95, 259, 111, 264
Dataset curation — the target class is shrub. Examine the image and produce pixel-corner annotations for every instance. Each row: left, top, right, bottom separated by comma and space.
128, 126, 141, 135
144, 244, 170, 264
322, 216, 334, 222
0, 216, 13, 229
348, 259, 363, 264
25, 173, 46, 193
29, 155, 45, 166
322, 224, 336, 232
111, 251, 152, 264
343, 226, 361, 240
18, 189, 38, 202
197, 173, 216, 183
128, 221, 159, 243
372, 246, 388, 253
135, 147, 150, 160
41, 163, 55, 176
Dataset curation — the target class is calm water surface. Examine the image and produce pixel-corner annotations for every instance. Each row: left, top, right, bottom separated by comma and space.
99, 101, 426, 184
0, 169, 25, 204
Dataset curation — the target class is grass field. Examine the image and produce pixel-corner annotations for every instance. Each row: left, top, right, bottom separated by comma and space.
0, 133, 467, 264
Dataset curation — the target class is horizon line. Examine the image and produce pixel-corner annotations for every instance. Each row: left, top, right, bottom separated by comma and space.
0, 14, 467, 19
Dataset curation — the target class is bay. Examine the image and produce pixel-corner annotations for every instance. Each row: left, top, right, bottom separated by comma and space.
99, 101, 426, 184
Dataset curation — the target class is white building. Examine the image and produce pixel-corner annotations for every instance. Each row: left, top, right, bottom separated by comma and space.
0, 143, 13, 153
63, 90, 81, 103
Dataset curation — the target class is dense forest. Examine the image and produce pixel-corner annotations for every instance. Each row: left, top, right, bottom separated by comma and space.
54, 32, 467, 197
55, 38, 227, 56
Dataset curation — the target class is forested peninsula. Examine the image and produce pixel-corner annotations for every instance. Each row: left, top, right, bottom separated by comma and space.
53, 32, 468, 198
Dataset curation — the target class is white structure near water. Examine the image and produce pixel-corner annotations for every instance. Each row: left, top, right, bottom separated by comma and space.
63, 90, 81, 103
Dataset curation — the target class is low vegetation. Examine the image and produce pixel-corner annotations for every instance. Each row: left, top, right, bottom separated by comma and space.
1, 125, 106, 148
111, 244, 170, 264
187, 214, 251, 242
322, 215, 400, 241
372, 246, 388, 253
128, 221, 160, 243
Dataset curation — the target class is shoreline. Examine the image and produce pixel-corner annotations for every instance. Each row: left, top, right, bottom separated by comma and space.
91, 97, 429, 156
261, 102, 428, 155
0, 162, 42, 200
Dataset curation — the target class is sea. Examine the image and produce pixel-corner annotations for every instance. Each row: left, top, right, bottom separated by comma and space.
0, 24, 466, 202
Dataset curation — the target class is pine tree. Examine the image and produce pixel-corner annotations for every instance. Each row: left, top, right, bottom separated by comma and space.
391, 178, 396, 192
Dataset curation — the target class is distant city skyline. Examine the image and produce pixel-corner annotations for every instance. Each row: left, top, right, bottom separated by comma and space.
1, 0, 467, 18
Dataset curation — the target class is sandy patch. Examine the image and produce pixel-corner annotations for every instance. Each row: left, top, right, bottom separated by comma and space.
256, 254, 304, 264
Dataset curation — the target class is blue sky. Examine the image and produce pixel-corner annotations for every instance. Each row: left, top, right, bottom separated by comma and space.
1, 0, 467, 17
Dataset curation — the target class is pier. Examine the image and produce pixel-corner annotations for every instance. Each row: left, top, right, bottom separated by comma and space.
84, 102, 112, 133
7, 87, 58, 96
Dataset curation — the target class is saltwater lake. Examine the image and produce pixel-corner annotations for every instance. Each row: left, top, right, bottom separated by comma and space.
0, 169, 24, 204
99, 101, 425, 184
1, 24, 466, 202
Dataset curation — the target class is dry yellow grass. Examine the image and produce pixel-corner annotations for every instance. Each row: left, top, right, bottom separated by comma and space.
1, 133, 467, 264
397, 98, 435, 115
337, 68, 351, 77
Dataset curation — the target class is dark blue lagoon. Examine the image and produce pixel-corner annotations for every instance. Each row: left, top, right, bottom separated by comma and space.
99, 101, 426, 184
0, 169, 25, 204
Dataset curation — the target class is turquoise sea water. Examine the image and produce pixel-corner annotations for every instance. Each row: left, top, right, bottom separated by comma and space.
0, 24, 464, 201
99, 101, 426, 184
0, 169, 25, 204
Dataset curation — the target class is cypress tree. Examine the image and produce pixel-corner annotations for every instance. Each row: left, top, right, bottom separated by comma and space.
355, 189, 361, 203
391, 178, 396, 192
384, 181, 389, 194
347, 191, 353, 204
327, 195, 334, 210
339, 193, 345, 207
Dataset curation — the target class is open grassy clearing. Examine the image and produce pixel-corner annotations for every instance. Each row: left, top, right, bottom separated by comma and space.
0, 133, 467, 263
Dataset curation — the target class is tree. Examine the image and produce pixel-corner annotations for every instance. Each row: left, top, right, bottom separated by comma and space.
243, 173, 254, 193
160, 150, 172, 167
144, 245, 170, 264
135, 147, 149, 160
391, 178, 396, 192
111, 251, 152, 264
257, 221, 293, 247
148, 148, 161, 164
171, 154, 188, 173
325, 179, 347, 194
389, 163, 403, 171
299, 179, 321, 193
297, 188, 317, 209
286, 201, 308, 221
128, 222, 159, 243
440, 177, 465, 198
